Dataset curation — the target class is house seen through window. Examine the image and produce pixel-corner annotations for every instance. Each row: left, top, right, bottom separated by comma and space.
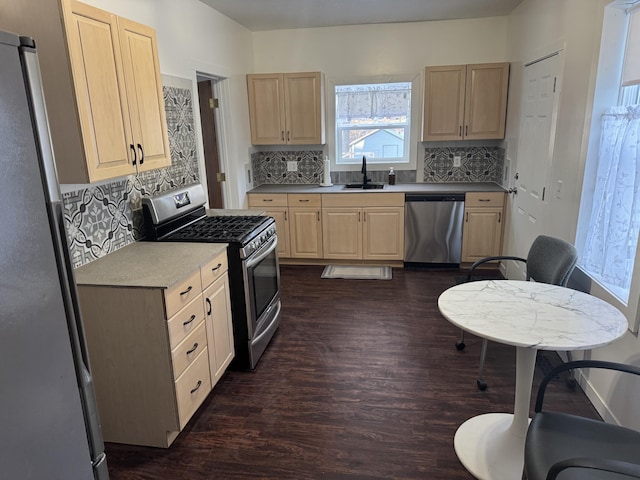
335, 82, 411, 164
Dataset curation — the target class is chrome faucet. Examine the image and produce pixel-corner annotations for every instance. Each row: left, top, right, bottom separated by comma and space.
361, 155, 370, 186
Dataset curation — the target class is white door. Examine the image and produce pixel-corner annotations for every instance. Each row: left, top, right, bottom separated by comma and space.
508, 52, 562, 278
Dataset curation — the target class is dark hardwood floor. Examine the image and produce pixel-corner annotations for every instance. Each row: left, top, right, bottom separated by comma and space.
105, 265, 600, 479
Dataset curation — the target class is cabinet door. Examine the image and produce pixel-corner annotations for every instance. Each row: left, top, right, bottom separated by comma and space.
65, 1, 135, 181
265, 208, 290, 258
284, 72, 325, 145
289, 208, 323, 258
423, 65, 466, 141
363, 207, 404, 260
203, 275, 234, 385
247, 74, 286, 145
464, 63, 510, 140
322, 208, 362, 259
461, 207, 504, 262
118, 17, 171, 172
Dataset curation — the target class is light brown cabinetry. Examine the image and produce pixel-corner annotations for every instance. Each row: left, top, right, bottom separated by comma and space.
322, 194, 404, 261
461, 192, 506, 263
75, 247, 232, 448
0, 0, 170, 183
423, 62, 509, 141
247, 72, 325, 145
248, 193, 322, 259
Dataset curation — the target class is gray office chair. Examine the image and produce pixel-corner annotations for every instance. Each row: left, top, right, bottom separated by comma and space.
455, 235, 578, 390
523, 360, 640, 480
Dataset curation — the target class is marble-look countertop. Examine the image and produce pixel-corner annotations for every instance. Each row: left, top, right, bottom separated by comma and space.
74, 242, 227, 289
248, 182, 506, 195
438, 280, 628, 350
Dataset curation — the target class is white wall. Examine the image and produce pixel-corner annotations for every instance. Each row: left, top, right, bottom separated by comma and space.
505, 0, 640, 430
252, 17, 508, 75
81, 0, 255, 208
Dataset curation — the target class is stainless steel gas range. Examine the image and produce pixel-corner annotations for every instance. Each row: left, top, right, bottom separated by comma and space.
142, 184, 280, 370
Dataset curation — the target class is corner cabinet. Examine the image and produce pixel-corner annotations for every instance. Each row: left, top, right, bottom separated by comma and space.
75, 244, 233, 448
0, 0, 171, 183
247, 72, 325, 145
461, 192, 506, 263
423, 62, 509, 141
322, 193, 405, 261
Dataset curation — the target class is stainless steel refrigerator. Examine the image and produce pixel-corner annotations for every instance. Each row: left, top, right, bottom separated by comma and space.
0, 30, 109, 479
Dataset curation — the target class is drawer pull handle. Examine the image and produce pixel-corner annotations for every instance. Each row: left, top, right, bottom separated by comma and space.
186, 342, 199, 355
130, 144, 137, 165
183, 315, 196, 327
190, 380, 202, 394
206, 298, 212, 315
299, 199, 309, 202
211, 263, 222, 272
180, 286, 193, 296
263, 199, 273, 202
479, 199, 491, 202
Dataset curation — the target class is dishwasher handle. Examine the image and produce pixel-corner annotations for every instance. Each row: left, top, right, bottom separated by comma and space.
405, 193, 465, 202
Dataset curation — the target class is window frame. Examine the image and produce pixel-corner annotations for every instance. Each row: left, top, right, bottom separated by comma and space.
326, 74, 421, 172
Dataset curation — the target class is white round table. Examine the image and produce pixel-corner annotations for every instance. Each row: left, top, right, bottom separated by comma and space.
438, 280, 628, 480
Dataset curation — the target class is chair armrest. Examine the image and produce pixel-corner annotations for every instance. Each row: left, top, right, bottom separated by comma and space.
535, 360, 640, 412
466, 256, 526, 282
547, 457, 640, 479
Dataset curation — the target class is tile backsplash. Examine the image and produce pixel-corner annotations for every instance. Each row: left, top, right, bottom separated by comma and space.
63, 77, 199, 268
251, 145, 504, 186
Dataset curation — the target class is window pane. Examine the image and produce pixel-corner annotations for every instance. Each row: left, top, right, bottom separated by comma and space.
335, 82, 411, 163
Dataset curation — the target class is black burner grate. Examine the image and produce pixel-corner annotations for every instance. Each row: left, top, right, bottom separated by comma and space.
167, 215, 270, 244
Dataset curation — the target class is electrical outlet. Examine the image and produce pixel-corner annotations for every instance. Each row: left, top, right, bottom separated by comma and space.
453, 155, 461, 168
287, 161, 298, 172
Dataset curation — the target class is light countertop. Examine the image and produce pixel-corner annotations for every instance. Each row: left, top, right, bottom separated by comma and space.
74, 242, 227, 289
248, 182, 505, 195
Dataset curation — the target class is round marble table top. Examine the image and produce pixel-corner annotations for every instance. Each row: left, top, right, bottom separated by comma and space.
438, 280, 628, 350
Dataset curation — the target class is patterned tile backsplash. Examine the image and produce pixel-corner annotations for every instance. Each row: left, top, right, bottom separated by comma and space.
423, 146, 504, 183
252, 145, 504, 186
63, 79, 199, 268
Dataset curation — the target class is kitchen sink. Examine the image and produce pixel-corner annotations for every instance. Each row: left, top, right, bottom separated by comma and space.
342, 183, 385, 190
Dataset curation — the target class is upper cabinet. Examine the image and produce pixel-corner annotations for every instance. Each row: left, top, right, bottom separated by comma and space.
422, 62, 509, 141
247, 72, 325, 145
0, 0, 171, 183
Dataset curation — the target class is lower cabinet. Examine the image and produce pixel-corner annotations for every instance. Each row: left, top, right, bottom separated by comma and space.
248, 193, 322, 259
322, 193, 404, 261
76, 248, 233, 448
461, 192, 506, 262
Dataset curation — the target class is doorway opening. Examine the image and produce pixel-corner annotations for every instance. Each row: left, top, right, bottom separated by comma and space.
196, 75, 224, 209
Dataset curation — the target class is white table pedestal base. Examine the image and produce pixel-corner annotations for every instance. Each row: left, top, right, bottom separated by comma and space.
454, 413, 530, 479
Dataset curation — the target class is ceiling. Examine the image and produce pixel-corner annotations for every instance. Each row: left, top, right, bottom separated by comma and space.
199, 0, 526, 32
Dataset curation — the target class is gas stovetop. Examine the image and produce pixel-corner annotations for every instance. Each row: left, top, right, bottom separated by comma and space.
166, 215, 272, 245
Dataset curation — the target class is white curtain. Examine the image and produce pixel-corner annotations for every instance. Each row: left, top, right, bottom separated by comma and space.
583, 105, 640, 297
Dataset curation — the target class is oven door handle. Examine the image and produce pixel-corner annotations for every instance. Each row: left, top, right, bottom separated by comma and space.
245, 235, 278, 268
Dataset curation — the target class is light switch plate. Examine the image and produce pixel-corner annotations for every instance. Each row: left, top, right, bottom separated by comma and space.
453, 155, 461, 168
287, 161, 298, 172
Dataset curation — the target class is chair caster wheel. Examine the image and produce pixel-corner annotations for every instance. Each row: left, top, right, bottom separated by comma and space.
477, 380, 487, 391
455, 341, 465, 351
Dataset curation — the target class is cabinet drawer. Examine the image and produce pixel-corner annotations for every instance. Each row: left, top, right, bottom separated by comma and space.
171, 321, 208, 380
175, 347, 211, 429
248, 193, 288, 207
165, 269, 202, 318
465, 192, 505, 207
167, 294, 205, 349
288, 194, 321, 207
201, 252, 228, 290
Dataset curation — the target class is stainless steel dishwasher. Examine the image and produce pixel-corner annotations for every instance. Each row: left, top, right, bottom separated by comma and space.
404, 193, 465, 265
